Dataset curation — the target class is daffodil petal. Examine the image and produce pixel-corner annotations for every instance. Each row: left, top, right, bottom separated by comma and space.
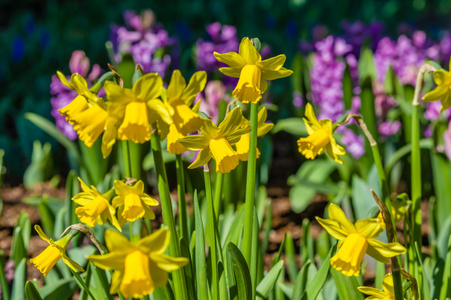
153, 254, 189, 271
139, 228, 170, 254
316, 217, 348, 240
34, 225, 50, 243
133, 73, 163, 101
148, 99, 172, 125
357, 286, 387, 297
87, 252, 126, 270
213, 51, 246, 68
218, 67, 242, 78
433, 69, 449, 85
257, 54, 286, 71
219, 106, 244, 136
382, 274, 395, 295
61, 254, 85, 273
304, 103, 322, 130
423, 84, 448, 102
188, 147, 212, 169
104, 229, 133, 252
257, 123, 273, 137
325, 144, 344, 164
367, 239, 406, 258
113, 180, 130, 195
238, 37, 261, 65
104, 81, 135, 104
261, 79, 268, 94
262, 67, 293, 80
440, 92, 451, 112
110, 270, 124, 295
182, 71, 207, 105
148, 259, 168, 287
167, 70, 186, 100
328, 203, 356, 234
355, 218, 384, 239
177, 135, 210, 150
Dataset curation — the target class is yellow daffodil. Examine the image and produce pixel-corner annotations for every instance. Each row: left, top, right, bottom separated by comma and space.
87, 228, 188, 298
235, 107, 274, 161
214, 37, 293, 103
177, 106, 251, 173
297, 103, 346, 164
112, 180, 159, 225
316, 203, 406, 276
167, 123, 188, 154
30, 225, 84, 276
73, 178, 121, 231
423, 60, 451, 112
103, 73, 171, 148
58, 72, 108, 148
166, 70, 206, 135
358, 274, 404, 300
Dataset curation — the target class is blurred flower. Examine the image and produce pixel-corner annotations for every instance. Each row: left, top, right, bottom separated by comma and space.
30, 225, 84, 276
379, 120, 402, 137
358, 274, 403, 300
298, 103, 346, 164
87, 228, 188, 298
195, 22, 239, 73
197, 80, 228, 123
236, 107, 274, 161
214, 37, 293, 103
73, 178, 121, 231
340, 129, 365, 159
178, 107, 251, 173
293, 91, 304, 108
112, 180, 158, 225
317, 203, 406, 276
423, 60, 451, 112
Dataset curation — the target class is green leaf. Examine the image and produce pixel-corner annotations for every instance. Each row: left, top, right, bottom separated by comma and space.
299, 243, 336, 300
352, 175, 376, 221
385, 138, 433, 176
358, 47, 377, 81
24, 113, 81, 165
285, 233, 298, 283
256, 260, 284, 299
25, 281, 43, 300
272, 118, 307, 136
194, 192, 209, 300
40, 278, 77, 300
342, 63, 353, 111
291, 261, 316, 300
0, 251, 10, 300
180, 237, 196, 300
227, 242, 252, 300
330, 268, 363, 300
11, 258, 26, 300
11, 227, 26, 267
439, 235, 451, 300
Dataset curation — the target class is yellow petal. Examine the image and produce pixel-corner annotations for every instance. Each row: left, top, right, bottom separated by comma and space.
121, 250, 154, 298
297, 128, 330, 160
257, 54, 286, 71
315, 217, 348, 241
153, 254, 189, 271
104, 229, 134, 252
59, 95, 88, 121
149, 259, 168, 287
104, 81, 135, 105
113, 180, 131, 195
304, 103, 321, 130
382, 273, 395, 295
167, 124, 188, 154
30, 245, 61, 276
133, 73, 163, 101
213, 51, 246, 68
219, 106, 244, 136
330, 233, 368, 276
75, 195, 109, 227
167, 70, 186, 100
218, 67, 242, 78
34, 225, 50, 243
182, 71, 207, 106
101, 117, 118, 158
433, 69, 451, 85
423, 84, 449, 102
122, 193, 145, 222
238, 37, 261, 65
171, 99, 203, 135
118, 101, 151, 144
87, 252, 127, 270
61, 254, 85, 273
365, 244, 389, 264
178, 135, 210, 150
328, 204, 356, 234
367, 239, 407, 258
110, 270, 124, 295
357, 286, 387, 298
148, 99, 172, 125
138, 228, 170, 254
235, 133, 251, 161
188, 147, 212, 169
355, 218, 384, 239
209, 137, 239, 173
71, 104, 108, 148
261, 67, 293, 80
325, 143, 344, 164
440, 92, 451, 112
233, 65, 262, 103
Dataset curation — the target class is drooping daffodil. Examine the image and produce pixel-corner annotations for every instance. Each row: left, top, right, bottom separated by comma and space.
235, 106, 274, 161
73, 177, 121, 231
177, 106, 251, 173
423, 59, 451, 112
30, 225, 84, 276
112, 180, 159, 225
358, 274, 404, 300
297, 103, 346, 164
87, 228, 188, 298
214, 37, 293, 103
316, 203, 406, 276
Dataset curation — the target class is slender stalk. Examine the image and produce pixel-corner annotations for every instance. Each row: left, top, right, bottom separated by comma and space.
176, 154, 189, 241
204, 165, 219, 300
243, 102, 259, 267
213, 172, 224, 220
150, 130, 187, 300
122, 140, 132, 178
71, 270, 96, 300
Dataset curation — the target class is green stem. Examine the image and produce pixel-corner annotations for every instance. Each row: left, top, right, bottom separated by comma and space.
243, 102, 259, 273
150, 130, 187, 300
176, 154, 189, 241
204, 166, 219, 300
122, 140, 132, 178
213, 172, 224, 220
411, 104, 422, 254
71, 270, 96, 300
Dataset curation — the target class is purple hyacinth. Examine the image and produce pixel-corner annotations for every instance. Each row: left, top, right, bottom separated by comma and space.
379, 120, 402, 137
341, 129, 365, 159
444, 120, 451, 160
195, 22, 239, 74
50, 51, 103, 140
111, 10, 175, 77
196, 80, 229, 124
